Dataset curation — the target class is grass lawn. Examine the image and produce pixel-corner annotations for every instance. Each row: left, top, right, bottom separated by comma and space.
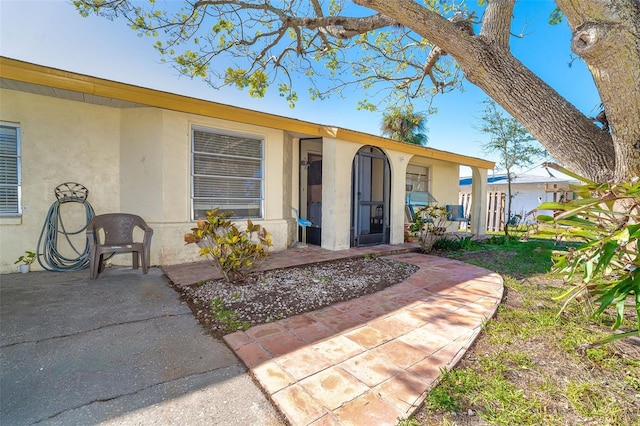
402, 236, 640, 426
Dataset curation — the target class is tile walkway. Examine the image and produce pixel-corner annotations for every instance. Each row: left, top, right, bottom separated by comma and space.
163, 244, 504, 425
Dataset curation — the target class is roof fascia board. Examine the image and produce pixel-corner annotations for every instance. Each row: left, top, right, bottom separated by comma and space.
334, 128, 495, 169
0, 57, 323, 135
0, 57, 494, 169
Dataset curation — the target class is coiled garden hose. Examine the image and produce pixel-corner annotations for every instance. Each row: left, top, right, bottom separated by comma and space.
36, 182, 95, 272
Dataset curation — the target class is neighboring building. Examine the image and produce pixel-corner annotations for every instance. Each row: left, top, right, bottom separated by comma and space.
459, 173, 578, 231
0, 57, 494, 273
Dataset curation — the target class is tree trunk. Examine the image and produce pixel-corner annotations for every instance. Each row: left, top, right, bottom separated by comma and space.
505, 171, 513, 237
556, 0, 640, 181
459, 43, 615, 182
356, 0, 639, 182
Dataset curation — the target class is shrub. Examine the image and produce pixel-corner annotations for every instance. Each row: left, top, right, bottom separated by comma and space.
432, 236, 461, 251
184, 208, 272, 283
536, 166, 639, 346
457, 235, 475, 250
408, 204, 449, 253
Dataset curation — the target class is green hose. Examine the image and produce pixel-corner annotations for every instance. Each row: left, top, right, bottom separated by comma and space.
36, 182, 96, 272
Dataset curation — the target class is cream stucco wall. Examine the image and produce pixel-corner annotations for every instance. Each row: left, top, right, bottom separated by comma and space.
0, 89, 121, 273
0, 83, 491, 274
407, 155, 463, 233
385, 151, 410, 245
320, 138, 361, 250
120, 109, 295, 267
0, 89, 296, 273
469, 167, 489, 236
120, 108, 166, 221
281, 132, 296, 245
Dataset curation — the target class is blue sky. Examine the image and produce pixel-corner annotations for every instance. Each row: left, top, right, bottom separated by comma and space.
0, 0, 600, 176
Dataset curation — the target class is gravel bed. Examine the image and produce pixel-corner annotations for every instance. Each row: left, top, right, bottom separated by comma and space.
178, 256, 418, 337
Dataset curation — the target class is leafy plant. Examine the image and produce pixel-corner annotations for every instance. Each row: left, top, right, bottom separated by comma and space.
210, 298, 250, 331
408, 204, 449, 253
184, 208, 272, 283
536, 164, 639, 346
432, 237, 457, 251
456, 234, 476, 250
14, 250, 39, 266
486, 234, 508, 245
432, 236, 461, 252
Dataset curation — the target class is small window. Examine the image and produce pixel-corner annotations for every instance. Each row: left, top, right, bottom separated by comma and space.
191, 127, 264, 220
406, 164, 430, 192
0, 123, 21, 216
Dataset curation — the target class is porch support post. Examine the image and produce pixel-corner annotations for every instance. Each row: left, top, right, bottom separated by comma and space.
386, 153, 409, 245
470, 167, 488, 237
321, 138, 359, 250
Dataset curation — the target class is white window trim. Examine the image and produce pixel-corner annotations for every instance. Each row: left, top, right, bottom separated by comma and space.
190, 126, 265, 221
0, 122, 22, 217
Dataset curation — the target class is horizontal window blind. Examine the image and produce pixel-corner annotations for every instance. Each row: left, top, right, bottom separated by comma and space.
0, 124, 20, 215
192, 129, 263, 220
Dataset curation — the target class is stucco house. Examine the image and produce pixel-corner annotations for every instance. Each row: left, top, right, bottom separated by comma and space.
459, 173, 578, 231
0, 57, 493, 273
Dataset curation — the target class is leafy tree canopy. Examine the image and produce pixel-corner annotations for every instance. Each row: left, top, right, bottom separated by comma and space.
73, 0, 640, 182
381, 107, 428, 146
477, 100, 547, 175
75, 0, 464, 111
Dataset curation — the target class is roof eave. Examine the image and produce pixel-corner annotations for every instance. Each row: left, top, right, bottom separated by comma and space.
0, 56, 494, 169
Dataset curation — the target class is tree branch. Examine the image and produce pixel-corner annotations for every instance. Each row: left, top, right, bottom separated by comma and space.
479, 0, 514, 49
557, 0, 640, 179
286, 14, 397, 39
355, 0, 617, 181
422, 13, 475, 92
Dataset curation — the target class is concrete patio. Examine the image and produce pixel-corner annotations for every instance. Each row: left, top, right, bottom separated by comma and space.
0, 267, 282, 425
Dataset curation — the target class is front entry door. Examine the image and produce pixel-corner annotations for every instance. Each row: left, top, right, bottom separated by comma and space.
352, 146, 390, 246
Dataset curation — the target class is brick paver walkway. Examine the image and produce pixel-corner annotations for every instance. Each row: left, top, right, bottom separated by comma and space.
164, 245, 504, 425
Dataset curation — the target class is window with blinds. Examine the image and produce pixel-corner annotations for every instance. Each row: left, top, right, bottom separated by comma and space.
0, 123, 21, 216
191, 128, 264, 220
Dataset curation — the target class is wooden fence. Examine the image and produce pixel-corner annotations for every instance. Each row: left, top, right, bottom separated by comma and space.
460, 190, 576, 233
458, 192, 506, 233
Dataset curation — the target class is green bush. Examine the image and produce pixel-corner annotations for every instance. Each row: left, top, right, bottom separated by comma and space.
432, 236, 461, 251
536, 167, 639, 346
408, 204, 449, 253
184, 208, 272, 283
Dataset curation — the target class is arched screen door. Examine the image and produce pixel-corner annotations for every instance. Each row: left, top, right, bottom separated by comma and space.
351, 146, 390, 246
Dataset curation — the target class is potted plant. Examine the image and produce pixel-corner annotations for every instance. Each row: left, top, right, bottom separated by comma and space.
403, 224, 415, 243
14, 250, 38, 273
